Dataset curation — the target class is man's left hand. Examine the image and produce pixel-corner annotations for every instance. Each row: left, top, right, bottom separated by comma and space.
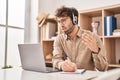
82, 33, 98, 53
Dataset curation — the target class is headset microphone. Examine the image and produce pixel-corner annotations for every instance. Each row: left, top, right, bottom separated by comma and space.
72, 12, 77, 25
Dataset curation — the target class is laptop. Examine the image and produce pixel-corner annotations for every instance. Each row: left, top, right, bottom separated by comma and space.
18, 43, 59, 73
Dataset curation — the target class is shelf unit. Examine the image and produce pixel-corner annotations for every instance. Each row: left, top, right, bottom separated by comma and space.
42, 40, 54, 67
40, 4, 120, 68
37, 14, 57, 67
79, 4, 120, 68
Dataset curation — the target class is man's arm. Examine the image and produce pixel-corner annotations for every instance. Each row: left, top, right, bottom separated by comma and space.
52, 35, 77, 72
82, 32, 108, 71
92, 35, 108, 71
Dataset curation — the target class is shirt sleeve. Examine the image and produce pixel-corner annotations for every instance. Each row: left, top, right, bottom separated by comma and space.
52, 35, 65, 70
92, 34, 108, 71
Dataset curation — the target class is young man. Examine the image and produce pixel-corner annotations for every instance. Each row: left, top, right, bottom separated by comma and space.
52, 6, 108, 72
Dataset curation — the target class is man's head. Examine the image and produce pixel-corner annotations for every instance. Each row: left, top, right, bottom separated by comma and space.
55, 6, 78, 25
55, 6, 78, 34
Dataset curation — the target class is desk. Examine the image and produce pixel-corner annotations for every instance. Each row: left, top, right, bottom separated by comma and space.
0, 67, 103, 80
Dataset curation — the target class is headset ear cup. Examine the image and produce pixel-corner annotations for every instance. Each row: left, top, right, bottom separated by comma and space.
72, 12, 77, 25
73, 18, 77, 25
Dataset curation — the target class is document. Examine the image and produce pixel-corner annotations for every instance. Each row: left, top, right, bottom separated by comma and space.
60, 69, 86, 74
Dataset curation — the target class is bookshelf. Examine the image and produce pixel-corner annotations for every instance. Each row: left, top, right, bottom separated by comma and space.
42, 40, 54, 67
39, 15, 57, 67
39, 4, 120, 68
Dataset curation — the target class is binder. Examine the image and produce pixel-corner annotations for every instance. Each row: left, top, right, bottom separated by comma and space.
104, 16, 117, 36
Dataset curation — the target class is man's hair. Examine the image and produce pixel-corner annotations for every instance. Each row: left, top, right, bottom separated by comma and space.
55, 6, 78, 23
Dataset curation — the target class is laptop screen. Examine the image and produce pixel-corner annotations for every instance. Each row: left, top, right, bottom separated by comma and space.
18, 44, 47, 72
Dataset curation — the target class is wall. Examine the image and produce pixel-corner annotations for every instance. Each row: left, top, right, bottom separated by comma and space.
60, 0, 120, 10
25, 0, 39, 43
38, 0, 120, 14
29, 0, 39, 43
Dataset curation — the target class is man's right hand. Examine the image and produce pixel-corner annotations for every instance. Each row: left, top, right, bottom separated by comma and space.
61, 60, 77, 72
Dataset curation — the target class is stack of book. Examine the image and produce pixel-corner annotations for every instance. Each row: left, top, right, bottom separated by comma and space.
104, 16, 117, 36
113, 29, 120, 36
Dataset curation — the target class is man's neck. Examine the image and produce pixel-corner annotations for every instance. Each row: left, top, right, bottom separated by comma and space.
68, 25, 79, 39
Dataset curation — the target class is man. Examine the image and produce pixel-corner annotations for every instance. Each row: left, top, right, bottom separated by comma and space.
52, 6, 108, 72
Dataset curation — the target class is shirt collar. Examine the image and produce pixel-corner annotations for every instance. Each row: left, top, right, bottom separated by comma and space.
63, 27, 83, 40
76, 27, 83, 38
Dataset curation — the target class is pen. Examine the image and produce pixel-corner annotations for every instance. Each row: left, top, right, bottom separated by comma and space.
81, 69, 86, 74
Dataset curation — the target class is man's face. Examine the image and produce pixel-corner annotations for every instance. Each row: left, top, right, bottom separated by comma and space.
57, 17, 73, 32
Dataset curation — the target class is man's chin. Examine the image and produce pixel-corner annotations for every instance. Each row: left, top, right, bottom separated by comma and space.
61, 29, 66, 32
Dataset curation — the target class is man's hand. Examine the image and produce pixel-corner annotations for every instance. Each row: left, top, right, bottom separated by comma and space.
82, 33, 99, 53
61, 60, 77, 72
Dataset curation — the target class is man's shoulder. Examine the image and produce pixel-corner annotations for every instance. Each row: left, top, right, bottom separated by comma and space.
55, 33, 66, 40
80, 29, 92, 34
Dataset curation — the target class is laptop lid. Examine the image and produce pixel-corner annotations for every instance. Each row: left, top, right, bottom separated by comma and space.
18, 43, 49, 72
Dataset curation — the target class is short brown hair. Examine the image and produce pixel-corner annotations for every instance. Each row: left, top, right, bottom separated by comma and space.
55, 6, 78, 23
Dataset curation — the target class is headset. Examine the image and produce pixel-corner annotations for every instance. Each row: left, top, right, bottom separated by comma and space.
72, 12, 77, 25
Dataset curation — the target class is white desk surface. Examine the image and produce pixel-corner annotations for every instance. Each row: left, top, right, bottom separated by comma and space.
0, 67, 103, 80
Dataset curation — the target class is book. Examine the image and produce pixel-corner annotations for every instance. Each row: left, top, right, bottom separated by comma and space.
113, 29, 120, 36
104, 16, 117, 36
113, 32, 120, 36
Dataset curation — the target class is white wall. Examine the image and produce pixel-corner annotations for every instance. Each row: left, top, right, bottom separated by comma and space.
60, 0, 120, 10
25, 0, 39, 43
29, 0, 39, 43
38, 0, 120, 14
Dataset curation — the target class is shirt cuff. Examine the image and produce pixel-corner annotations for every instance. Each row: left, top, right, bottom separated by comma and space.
92, 47, 100, 54
58, 61, 64, 70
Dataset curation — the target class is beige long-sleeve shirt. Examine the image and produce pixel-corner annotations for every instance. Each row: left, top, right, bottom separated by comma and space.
52, 28, 108, 71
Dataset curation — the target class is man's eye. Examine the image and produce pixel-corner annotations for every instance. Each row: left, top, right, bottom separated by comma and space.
62, 19, 65, 22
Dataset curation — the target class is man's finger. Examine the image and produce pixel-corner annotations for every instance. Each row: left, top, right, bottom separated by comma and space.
62, 62, 74, 71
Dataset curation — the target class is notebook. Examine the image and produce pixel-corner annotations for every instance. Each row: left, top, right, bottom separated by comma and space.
18, 43, 59, 73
